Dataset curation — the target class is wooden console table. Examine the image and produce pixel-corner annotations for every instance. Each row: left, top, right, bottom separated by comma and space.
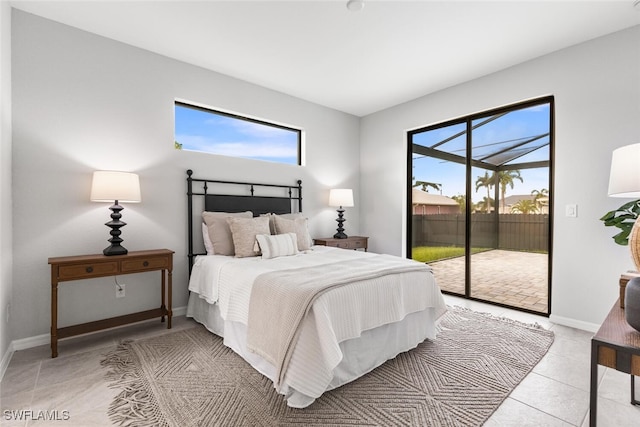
589, 298, 640, 426
48, 249, 174, 358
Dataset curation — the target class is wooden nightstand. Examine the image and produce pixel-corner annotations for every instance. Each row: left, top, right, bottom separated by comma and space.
313, 236, 368, 251
48, 249, 174, 358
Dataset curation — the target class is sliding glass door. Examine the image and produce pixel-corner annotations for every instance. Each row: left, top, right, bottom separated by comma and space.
408, 97, 553, 315
411, 121, 467, 295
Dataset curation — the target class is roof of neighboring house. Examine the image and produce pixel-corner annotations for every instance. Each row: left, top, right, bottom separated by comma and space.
502, 194, 536, 206
412, 189, 458, 206
501, 194, 549, 206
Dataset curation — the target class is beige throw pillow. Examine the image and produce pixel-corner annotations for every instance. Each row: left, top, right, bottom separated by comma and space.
227, 216, 271, 258
202, 211, 252, 256
260, 212, 304, 235
273, 215, 312, 251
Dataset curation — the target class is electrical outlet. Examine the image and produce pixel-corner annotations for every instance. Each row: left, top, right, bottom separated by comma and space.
116, 284, 126, 298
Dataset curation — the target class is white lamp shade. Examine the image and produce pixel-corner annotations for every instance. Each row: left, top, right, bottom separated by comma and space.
608, 143, 640, 198
90, 171, 141, 203
329, 188, 354, 207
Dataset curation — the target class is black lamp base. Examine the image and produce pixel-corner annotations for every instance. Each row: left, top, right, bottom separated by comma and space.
103, 201, 128, 256
103, 244, 128, 256
333, 207, 348, 239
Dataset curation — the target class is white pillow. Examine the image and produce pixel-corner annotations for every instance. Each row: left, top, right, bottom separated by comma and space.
202, 223, 214, 255
256, 233, 299, 259
273, 215, 312, 251
202, 211, 253, 256
227, 216, 271, 258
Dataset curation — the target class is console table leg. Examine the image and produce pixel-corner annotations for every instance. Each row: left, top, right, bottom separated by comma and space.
51, 281, 58, 358
590, 342, 598, 426
160, 269, 166, 323
632, 375, 639, 406
167, 267, 172, 329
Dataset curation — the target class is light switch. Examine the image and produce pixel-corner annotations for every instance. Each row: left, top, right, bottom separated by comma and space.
565, 204, 577, 218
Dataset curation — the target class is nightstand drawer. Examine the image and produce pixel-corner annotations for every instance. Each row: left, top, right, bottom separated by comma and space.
314, 236, 368, 251
121, 256, 169, 272
335, 239, 365, 249
58, 261, 119, 280
334, 241, 351, 249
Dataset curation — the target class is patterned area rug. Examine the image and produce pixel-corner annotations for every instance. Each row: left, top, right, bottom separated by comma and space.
101, 307, 554, 427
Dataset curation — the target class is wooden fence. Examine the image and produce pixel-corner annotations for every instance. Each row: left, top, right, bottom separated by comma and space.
412, 213, 549, 252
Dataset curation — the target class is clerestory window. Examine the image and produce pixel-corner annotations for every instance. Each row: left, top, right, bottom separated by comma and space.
174, 101, 302, 166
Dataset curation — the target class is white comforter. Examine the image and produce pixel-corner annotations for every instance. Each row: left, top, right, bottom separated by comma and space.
188, 246, 446, 405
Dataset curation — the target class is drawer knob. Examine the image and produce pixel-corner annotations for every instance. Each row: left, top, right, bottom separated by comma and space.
86, 266, 93, 273
143, 261, 149, 267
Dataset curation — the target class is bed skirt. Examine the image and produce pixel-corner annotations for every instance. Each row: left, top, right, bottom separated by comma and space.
186, 291, 442, 408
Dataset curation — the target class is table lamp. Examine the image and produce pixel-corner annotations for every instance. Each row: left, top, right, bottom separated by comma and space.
608, 143, 640, 332
329, 188, 354, 239
90, 171, 141, 256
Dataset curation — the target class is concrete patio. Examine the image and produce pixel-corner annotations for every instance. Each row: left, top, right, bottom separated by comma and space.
428, 249, 549, 314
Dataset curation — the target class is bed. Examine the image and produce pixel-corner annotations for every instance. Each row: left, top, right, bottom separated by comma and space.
185, 170, 447, 408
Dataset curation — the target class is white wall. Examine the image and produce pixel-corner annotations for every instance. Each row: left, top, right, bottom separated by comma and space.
0, 1, 14, 370
360, 25, 640, 328
11, 10, 360, 341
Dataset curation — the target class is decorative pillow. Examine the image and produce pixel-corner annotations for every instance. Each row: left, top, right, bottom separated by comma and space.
256, 233, 299, 259
261, 212, 304, 235
227, 216, 271, 258
273, 215, 312, 251
202, 223, 214, 255
202, 211, 253, 256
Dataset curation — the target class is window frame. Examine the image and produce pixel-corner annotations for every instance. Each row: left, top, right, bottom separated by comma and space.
175, 101, 302, 166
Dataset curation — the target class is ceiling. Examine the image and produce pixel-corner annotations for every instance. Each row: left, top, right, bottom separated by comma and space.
10, 0, 640, 117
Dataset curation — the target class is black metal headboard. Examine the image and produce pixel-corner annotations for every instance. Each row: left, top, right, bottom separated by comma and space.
186, 169, 303, 274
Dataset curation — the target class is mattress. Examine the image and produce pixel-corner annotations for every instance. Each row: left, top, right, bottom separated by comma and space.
187, 246, 446, 407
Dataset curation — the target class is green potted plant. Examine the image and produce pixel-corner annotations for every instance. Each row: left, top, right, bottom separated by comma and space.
600, 199, 640, 247
602, 199, 640, 332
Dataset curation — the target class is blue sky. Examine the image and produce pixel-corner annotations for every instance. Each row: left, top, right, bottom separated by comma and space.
412, 104, 551, 203
175, 104, 299, 165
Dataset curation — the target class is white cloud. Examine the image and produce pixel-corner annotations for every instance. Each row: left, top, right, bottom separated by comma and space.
176, 133, 297, 159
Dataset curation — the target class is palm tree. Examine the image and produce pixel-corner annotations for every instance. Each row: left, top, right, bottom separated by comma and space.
413, 180, 441, 193
475, 196, 494, 213
511, 199, 538, 214
475, 172, 494, 212
495, 170, 523, 213
531, 188, 549, 212
451, 194, 468, 214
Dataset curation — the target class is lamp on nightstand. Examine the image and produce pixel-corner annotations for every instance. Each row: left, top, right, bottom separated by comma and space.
90, 171, 141, 256
607, 143, 640, 332
329, 188, 354, 239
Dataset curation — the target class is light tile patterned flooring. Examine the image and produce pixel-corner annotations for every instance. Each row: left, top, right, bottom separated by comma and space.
430, 249, 549, 313
1, 296, 639, 426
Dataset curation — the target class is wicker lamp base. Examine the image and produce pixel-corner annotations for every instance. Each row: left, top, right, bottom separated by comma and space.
626, 220, 640, 333
631, 219, 640, 272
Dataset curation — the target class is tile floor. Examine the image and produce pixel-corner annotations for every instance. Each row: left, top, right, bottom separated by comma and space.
1, 296, 639, 426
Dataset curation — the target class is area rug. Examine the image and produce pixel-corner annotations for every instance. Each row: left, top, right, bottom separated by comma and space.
101, 307, 554, 427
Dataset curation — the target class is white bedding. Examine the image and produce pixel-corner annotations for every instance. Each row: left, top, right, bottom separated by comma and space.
187, 245, 446, 408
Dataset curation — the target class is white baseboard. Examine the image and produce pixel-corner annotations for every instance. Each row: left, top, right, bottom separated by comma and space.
0, 305, 187, 382
0, 340, 14, 383
549, 313, 599, 333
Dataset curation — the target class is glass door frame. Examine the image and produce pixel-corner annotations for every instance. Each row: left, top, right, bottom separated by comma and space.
406, 96, 554, 316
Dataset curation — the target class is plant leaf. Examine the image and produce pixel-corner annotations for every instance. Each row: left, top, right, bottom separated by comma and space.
600, 199, 640, 245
